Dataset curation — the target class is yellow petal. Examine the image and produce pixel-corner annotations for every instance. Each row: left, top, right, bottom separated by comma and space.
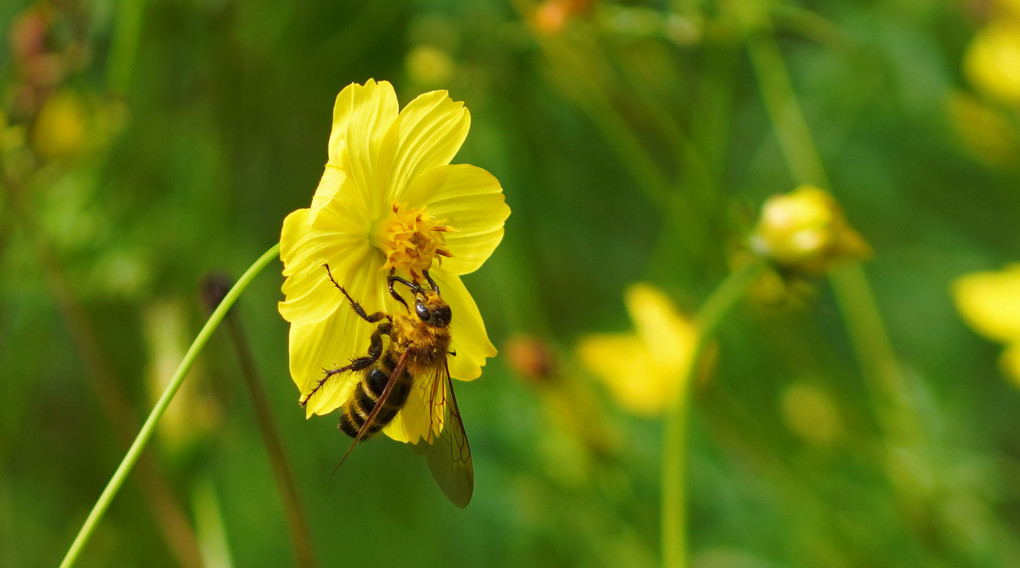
625, 283, 696, 376
329, 80, 399, 213
293, 252, 392, 417
308, 164, 346, 224
401, 164, 510, 275
382, 367, 446, 444
279, 208, 368, 324
577, 334, 642, 385
952, 264, 1020, 342
289, 316, 361, 418
384, 89, 470, 203
577, 334, 668, 416
964, 22, 1020, 105
1002, 341, 1020, 388
382, 405, 413, 443
430, 269, 496, 381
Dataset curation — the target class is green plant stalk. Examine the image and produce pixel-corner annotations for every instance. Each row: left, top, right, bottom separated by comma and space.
745, 25, 829, 188
221, 297, 317, 568
744, 15, 922, 455
662, 259, 766, 568
106, 0, 147, 93
3, 167, 203, 566
60, 243, 281, 568
828, 263, 918, 442
511, 0, 705, 256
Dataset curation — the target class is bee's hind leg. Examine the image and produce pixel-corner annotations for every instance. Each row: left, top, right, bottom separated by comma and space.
298, 320, 393, 406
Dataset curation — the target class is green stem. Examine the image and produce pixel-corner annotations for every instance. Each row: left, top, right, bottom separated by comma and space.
828, 263, 918, 443
743, 14, 918, 440
745, 24, 829, 188
218, 287, 317, 568
60, 243, 281, 568
106, 0, 147, 94
662, 259, 766, 568
3, 166, 202, 566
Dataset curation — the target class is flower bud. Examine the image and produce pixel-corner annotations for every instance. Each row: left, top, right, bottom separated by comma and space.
750, 185, 870, 275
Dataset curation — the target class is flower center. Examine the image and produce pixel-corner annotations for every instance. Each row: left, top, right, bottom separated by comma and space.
372, 202, 453, 279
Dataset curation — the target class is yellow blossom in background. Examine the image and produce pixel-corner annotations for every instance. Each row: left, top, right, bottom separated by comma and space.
406, 45, 455, 88
998, 0, 1020, 19
749, 185, 870, 275
952, 264, 1020, 385
780, 381, 843, 446
32, 90, 88, 160
144, 301, 220, 458
946, 92, 1020, 166
278, 80, 509, 444
964, 21, 1020, 105
577, 284, 696, 416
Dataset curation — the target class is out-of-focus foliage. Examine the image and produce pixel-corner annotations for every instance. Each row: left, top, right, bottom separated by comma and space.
1, 0, 1019, 566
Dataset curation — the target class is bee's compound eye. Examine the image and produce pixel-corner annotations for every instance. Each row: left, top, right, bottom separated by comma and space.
415, 301, 431, 321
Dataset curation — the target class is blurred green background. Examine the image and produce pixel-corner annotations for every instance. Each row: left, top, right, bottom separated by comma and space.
2, 0, 1020, 566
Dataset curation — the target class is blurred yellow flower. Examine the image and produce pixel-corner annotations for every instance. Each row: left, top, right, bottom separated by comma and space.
946, 92, 1020, 166
998, 0, 1020, 19
952, 264, 1020, 384
577, 284, 696, 416
749, 185, 870, 275
278, 80, 510, 443
406, 45, 455, 88
32, 90, 88, 160
964, 21, 1020, 105
780, 381, 842, 446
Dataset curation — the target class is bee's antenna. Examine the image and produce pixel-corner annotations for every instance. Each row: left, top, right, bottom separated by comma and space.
387, 269, 417, 310
422, 269, 439, 295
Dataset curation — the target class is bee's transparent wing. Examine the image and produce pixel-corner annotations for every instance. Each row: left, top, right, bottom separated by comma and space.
413, 359, 474, 508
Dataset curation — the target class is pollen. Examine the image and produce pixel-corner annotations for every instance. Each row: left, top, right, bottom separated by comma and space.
372, 202, 454, 279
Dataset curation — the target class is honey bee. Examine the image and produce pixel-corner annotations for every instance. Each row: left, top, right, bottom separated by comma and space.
299, 264, 473, 508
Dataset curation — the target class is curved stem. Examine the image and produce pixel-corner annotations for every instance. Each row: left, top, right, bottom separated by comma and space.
662, 259, 766, 568
60, 243, 281, 568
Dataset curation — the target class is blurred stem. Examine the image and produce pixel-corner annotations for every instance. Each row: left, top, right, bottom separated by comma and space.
829, 263, 919, 441
209, 278, 317, 568
59, 243, 281, 568
745, 23, 829, 188
1, 170, 202, 567
511, 0, 704, 255
662, 259, 766, 568
191, 475, 235, 568
744, 15, 921, 444
106, 0, 147, 93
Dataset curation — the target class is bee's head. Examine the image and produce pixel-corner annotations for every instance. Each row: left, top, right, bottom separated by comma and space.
388, 269, 451, 326
414, 292, 452, 327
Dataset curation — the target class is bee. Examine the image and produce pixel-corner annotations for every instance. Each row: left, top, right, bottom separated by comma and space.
299, 264, 474, 508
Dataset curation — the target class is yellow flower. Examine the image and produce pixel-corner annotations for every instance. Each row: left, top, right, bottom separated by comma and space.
964, 21, 1020, 105
32, 90, 88, 160
279, 80, 510, 443
577, 284, 696, 416
952, 264, 1020, 384
406, 45, 455, 88
780, 382, 842, 446
749, 185, 870, 275
946, 92, 1020, 166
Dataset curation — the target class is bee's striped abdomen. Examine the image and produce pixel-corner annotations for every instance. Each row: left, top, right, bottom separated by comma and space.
338, 353, 412, 438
